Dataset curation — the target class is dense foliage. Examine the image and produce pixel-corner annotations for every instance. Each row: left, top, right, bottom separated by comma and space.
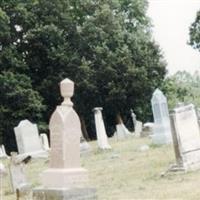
189, 9, 200, 50
0, 0, 166, 152
162, 71, 200, 110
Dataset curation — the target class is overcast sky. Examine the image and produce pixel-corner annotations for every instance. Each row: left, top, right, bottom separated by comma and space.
147, 0, 200, 75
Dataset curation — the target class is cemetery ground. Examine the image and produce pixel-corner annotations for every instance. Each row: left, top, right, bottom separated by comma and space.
2, 137, 200, 200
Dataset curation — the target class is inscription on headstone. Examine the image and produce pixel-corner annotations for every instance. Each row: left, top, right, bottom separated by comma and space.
170, 104, 200, 171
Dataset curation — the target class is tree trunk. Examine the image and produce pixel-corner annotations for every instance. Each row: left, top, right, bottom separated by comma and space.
80, 116, 90, 141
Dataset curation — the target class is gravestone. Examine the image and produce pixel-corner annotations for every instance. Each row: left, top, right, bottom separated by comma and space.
33, 78, 96, 200
0, 162, 6, 176
170, 104, 200, 171
80, 136, 91, 154
142, 122, 154, 137
14, 120, 47, 158
9, 153, 30, 193
134, 121, 143, 137
93, 107, 111, 149
0, 145, 7, 159
130, 109, 137, 131
151, 89, 172, 144
115, 123, 130, 140
40, 134, 50, 151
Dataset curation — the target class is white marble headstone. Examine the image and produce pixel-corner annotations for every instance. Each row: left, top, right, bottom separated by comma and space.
0, 145, 7, 159
40, 134, 50, 151
151, 89, 172, 144
14, 120, 46, 157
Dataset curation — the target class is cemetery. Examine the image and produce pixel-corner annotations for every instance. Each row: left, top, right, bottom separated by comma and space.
1, 0, 200, 200
2, 80, 200, 199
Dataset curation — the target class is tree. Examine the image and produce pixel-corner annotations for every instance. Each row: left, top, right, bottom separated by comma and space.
0, 72, 45, 153
189, 10, 200, 50
0, 0, 166, 143
162, 71, 200, 110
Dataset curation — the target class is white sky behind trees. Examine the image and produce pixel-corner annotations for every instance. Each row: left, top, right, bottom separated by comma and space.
147, 0, 200, 75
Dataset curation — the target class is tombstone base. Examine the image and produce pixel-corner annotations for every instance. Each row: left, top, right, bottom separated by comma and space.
33, 187, 97, 200
169, 150, 200, 172
42, 168, 88, 188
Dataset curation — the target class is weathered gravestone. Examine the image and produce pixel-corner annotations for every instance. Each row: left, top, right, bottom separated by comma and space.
0, 162, 6, 176
0, 145, 7, 159
40, 133, 50, 151
9, 153, 31, 193
170, 104, 200, 171
130, 109, 143, 137
93, 107, 111, 149
134, 121, 143, 137
14, 120, 47, 158
142, 122, 154, 137
151, 89, 172, 144
115, 123, 130, 140
130, 109, 137, 130
80, 136, 91, 154
33, 78, 96, 200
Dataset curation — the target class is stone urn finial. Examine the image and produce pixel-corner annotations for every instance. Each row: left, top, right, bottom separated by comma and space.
60, 78, 74, 106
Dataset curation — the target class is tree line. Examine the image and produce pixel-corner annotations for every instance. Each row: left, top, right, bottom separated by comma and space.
1, 0, 198, 153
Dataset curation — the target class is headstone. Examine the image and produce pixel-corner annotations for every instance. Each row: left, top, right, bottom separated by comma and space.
80, 136, 91, 154
9, 153, 30, 193
14, 120, 47, 158
33, 78, 96, 200
115, 123, 130, 140
134, 121, 143, 137
141, 122, 154, 137
151, 88, 172, 144
80, 141, 91, 154
93, 107, 111, 149
0, 162, 6, 176
0, 145, 7, 159
130, 109, 137, 130
170, 104, 200, 171
40, 134, 50, 151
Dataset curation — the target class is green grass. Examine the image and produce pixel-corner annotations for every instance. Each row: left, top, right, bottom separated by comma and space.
2, 136, 200, 200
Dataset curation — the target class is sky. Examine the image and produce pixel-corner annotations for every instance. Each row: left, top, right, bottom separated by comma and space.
147, 0, 200, 75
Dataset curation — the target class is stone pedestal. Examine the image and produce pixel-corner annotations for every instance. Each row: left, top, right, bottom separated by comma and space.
42, 168, 88, 188
33, 78, 96, 199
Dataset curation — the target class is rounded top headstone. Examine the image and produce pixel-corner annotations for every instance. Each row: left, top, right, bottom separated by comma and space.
60, 78, 74, 106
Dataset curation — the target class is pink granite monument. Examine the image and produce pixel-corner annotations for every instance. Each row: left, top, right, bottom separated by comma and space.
33, 78, 96, 200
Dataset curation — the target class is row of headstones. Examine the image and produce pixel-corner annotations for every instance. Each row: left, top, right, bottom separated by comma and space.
5, 87, 187, 161
12, 107, 141, 155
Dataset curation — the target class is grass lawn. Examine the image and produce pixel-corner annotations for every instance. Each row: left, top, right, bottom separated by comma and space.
2, 136, 200, 200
